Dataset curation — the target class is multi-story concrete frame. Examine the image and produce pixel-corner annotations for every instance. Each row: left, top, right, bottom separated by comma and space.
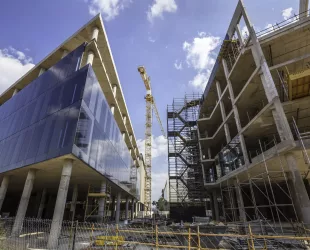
198, 0, 310, 226
0, 15, 145, 248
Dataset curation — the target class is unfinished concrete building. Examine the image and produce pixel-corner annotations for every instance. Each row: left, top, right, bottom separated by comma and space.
196, 0, 310, 228
0, 14, 145, 248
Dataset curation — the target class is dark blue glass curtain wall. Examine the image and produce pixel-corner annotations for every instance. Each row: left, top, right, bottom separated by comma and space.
73, 67, 133, 193
0, 43, 136, 196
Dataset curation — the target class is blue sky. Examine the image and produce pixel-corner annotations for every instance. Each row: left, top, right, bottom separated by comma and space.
0, 0, 300, 200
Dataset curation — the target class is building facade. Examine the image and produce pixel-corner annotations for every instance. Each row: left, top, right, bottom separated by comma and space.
0, 14, 145, 248
198, 0, 310, 228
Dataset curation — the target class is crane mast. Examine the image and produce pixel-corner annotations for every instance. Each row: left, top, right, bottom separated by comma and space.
137, 66, 166, 214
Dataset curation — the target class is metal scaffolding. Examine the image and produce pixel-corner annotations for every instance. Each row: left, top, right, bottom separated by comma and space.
220, 136, 298, 235
167, 94, 205, 220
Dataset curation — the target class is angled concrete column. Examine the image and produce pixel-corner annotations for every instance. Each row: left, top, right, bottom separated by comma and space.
245, 20, 293, 142
98, 181, 106, 222
212, 190, 220, 221
70, 184, 78, 220
286, 153, 310, 225
131, 198, 135, 220
47, 159, 73, 249
86, 51, 95, 66
115, 192, 121, 224
122, 132, 126, 140
91, 26, 99, 41
235, 24, 244, 46
12, 169, 36, 236
125, 197, 129, 220
0, 176, 10, 213
37, 188, 47, 219
216, 81, 231, 143
222, 60, 250, 165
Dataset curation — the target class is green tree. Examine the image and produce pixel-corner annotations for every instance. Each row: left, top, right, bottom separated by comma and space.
156, 197, 168, 211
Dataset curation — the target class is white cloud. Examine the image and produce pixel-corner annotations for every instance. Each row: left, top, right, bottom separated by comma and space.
148, 36, 156, 43
147, 0, 177, 23
137, 135, 167, 159
182, 32, 221, 90
174, 60, 183, 70
87, 0, 131, 21
282, 7, 293, 20
0, 47, 34, 95
152, 172, 168, 201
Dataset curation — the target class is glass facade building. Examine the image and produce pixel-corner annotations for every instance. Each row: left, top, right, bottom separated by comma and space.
0, 43, 138, 197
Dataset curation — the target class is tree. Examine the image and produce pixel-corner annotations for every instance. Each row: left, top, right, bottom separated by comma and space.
156, 197, 168, 211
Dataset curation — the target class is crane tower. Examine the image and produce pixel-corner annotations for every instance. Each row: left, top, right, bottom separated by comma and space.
138, 66, 166, 214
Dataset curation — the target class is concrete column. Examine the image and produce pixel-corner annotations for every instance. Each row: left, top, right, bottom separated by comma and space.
115, 192, 121, 224
300, 0, 309, 18
0, 176, 10, 213
47, 159, 73, 249
234, 180, 246, 222
39, 67, 46, 76
86, 51, 95, 66
222, 59, 250, 165
37, 188, 47, 219
212, 190, 220, 221
110, 196, 116, 220
216, 81, 231, 143
61, 49, 68, 59
131, 198, 135, 220
91, 26, 99, 41
286, 153, 310, 225
122, 132, 126, 140
246, 21, 293, 142
236, 24, 244, 46
112, 85, 117, 98
125, 197, 129, 220
98, 181, 106, 221
12, 169, 36, 236
111, 105, 115, 115
12, 88, 19, 97
70, 184, 78, 220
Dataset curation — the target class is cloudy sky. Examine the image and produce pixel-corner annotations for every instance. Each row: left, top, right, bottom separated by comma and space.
0, 0, 300, 200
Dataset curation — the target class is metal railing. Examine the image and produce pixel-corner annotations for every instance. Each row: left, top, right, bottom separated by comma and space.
0, 217, 310, 249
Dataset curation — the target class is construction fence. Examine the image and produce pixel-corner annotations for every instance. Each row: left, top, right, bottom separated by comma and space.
0, 217, 310, 249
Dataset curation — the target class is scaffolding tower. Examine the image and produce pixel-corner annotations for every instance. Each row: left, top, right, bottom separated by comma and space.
167, 94, 205, 221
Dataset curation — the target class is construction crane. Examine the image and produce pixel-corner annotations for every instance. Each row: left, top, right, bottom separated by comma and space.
137, 66, 166, 215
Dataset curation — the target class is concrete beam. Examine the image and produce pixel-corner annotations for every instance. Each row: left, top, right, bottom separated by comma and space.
47, 159, 73, 249
12, 169, 36, 236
